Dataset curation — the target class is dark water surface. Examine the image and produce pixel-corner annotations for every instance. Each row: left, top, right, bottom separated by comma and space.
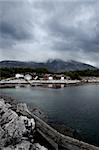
1, 84, 99, 146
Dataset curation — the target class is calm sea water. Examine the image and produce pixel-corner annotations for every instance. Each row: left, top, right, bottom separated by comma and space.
1, 84, 99, 146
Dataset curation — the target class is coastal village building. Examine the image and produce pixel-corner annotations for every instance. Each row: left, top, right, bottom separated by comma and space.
43, 74, 49, 80
24, 74, 32, 81
43, 74, 54, 80
61, 76, 65, 80
15, 74, 24, 79
44, 74, 66, 80
54, 74, 65, 80
48, 76, 53, 80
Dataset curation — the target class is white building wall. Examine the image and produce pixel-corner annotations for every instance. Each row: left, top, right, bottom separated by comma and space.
15, 74, 24, 79
48, 76, 53, 80
61, 77, 64, 80
24, 74, 32, 81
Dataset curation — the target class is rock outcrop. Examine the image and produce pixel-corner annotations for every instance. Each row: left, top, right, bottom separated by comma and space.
0, 96, 99, 150
0, 98, 48, 150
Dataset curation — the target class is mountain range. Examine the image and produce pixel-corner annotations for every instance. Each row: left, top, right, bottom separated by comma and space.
0, 59, 96, 72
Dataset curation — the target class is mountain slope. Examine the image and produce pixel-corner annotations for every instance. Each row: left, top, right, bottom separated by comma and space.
45, 59, 96, 72
0, 59, 96, 72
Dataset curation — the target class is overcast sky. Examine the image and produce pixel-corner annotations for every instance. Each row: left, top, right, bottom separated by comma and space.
0, 0, 99, 66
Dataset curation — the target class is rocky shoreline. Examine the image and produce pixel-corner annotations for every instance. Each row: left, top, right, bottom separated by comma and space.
0, 94, 82, 141
0, 97, 48, 150
0, 95, 99, 150
0, 94, 48, 121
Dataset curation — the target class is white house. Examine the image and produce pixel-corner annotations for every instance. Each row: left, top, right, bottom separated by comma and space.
61, 76, 65, 80
15, 74, 24, 79
48, 76, 53, 80
24, 74, 32, 81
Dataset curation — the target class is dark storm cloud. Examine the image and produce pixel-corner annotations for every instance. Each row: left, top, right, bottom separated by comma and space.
0, 22, 33, 41
44, 1, 99, 53
0, 1, 34, 49
0, 0, 99, 66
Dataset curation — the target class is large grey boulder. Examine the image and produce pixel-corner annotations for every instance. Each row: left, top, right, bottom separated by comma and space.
0, 99, 48, 150
16, 103, 30, 115
4, 117, 27, 144
0, 99, 5, 104
20, 115, 35, 130
0, 98, 11, 109
0, 99, 12, 118
0, 109, 18, 126
0, 99, 26, 145
0, 100, 35, 147
0, 100, 8, 114
2, 140, 31, 150
14, 140, 31, 150
0, 99, 18, 129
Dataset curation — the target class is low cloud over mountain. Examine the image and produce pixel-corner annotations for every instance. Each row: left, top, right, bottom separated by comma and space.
0, 59, 96, 72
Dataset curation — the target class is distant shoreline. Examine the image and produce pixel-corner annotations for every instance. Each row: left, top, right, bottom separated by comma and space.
1, 79, 99, 88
